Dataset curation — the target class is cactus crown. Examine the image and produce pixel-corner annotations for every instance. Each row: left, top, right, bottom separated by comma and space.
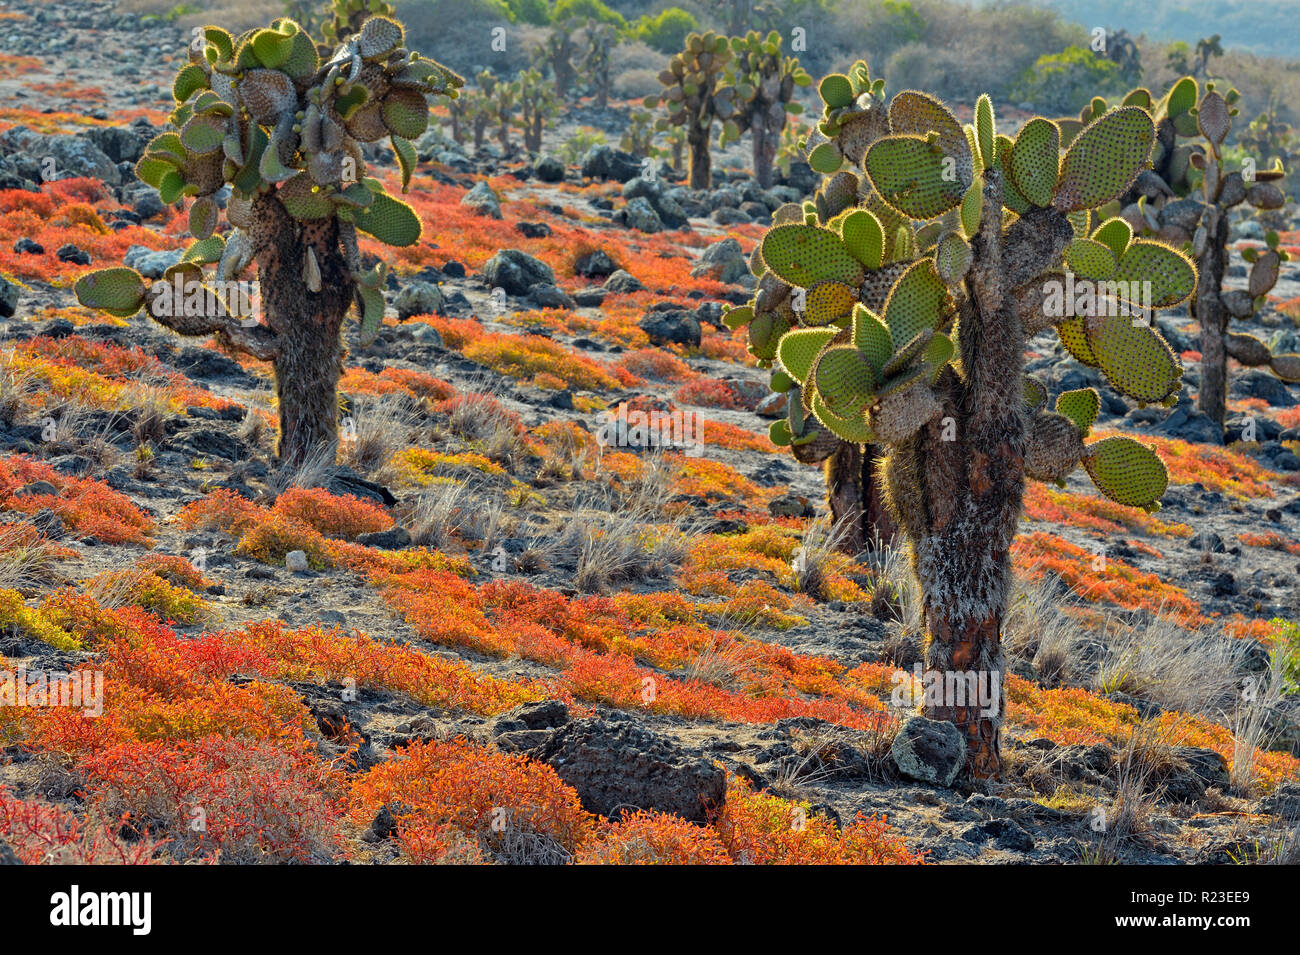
731, 63, 1203, 512
74, 13, 462, 346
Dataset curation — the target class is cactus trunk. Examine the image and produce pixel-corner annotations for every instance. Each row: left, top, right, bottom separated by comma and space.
254, 195, 352, 468
687, 125, 711, 189
824, 442, 897, 552
1193, 205, 1230, 428
750, 110, 779, 190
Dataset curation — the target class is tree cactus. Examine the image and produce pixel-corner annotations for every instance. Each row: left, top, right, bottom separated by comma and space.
319, 0, 394, 52
477, 69, 517, 153
728, 61, 1197, 777
580, 20, 617, 111
715, 30, 811, 189
619, 108, 657, 159
1121, 76, 1297, 429
73, 14, 462, 466
516, 68, 559, 154
536, 27, 578, 100
646, 30, 733, 189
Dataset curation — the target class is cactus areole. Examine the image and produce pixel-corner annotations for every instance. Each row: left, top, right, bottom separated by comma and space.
727, 63, 1197, 778
74, 14, 463, 466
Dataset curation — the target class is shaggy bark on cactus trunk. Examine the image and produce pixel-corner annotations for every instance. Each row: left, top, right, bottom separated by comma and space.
824, 442, 897, 552
251, 194, 353, 468
749, 109, 780, 190
884, 181, 1072, 779
1193, 204, 1230, 428
687, 126, 711, 189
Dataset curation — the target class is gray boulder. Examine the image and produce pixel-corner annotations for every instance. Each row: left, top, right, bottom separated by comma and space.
483, 249, 554, 296
461, 180, 502, 218
393, 281, 445, 320
890, 716, 966, 786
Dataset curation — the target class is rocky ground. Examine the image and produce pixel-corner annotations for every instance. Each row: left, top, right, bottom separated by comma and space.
0, 0, 1297, 866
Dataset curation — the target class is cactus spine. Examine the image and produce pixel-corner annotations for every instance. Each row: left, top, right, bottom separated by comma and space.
74, 14, 462, 466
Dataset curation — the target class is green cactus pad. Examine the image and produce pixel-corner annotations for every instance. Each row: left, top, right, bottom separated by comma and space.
180, 114, 226, 156
182, 235, 225, 265
959, 179, 983, 238
1083, 435, 1168, 509
808, 142, 842, 174
761, 225, 865, 289
381, 89, 430, 139
354, 189, 422, 247
358, 286, 386, 346
1165, 76, 1198, 117
1114, 241, 1196, 309
935, 232, 972, 285
974, 94, 995, 172
391, 135, 417, 192
722, 304, 755, 331
748, 310, 792, 361
864, 135, 966, 219
838, 209, 885, 270
814, 344, 877, 416
888, 91, 969, 163
769, 418, 793, 447
1008, 118, 1060, 208
1055, 387, 1101, 436
173, 64, 209, 104
1085, 314, 1182, 404
802, 281, 858, 326
920, 331, 954, 383
818, 74, 854, 109
850, 305, 893, 374
811, 390, 877, 444
1054, 106, 1154, 213
189, 197, 220, 240
1063, 238, 1117, 280
1056, 316, 1098, 365
75, 268, 147, 315
1023, 376, 1048, 411
1091, 217, 1132, 259
881, 327, 935, 378
279, 173, 334, 220
882, 258, 949, 351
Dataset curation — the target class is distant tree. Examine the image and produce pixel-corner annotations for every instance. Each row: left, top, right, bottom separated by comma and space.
631, 7, 698, 55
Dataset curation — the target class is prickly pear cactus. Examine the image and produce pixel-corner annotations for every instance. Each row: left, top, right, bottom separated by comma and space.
1113, 75, 1297, 427
320, 0, 395, 52
646, 30, 733, 189
714, 30, 811, 189
74, 14, 462, 465
516, 68, 559, 155
729, 63, 1198, 778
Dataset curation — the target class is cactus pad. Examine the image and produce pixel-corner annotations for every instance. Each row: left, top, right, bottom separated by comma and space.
354, 189, 421, 246
761, 225, 865, 289
1085, 314, 1182, 404
1055, 387, 1101, 436
882, 258, 949, 351
1008, 118, 1060, 208
1053, 106, 1154, 213
1114, 241, 1196, 308
802, 281, 858, 326
838, 209, 885, 270
864, 135, 967, 219
813, 345, 877, 416
777, 327, 838, 383
1025, 412, 1085, 482
75, 268, 147, 316
1083, 435, 1168, 509
870, 380, 941, 444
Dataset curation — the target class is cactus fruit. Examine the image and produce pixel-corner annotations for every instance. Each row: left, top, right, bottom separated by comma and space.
729, 73, 1197, 779
74, 12, 461, 466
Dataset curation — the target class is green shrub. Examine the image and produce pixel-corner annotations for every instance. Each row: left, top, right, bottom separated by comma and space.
1011, 45, 1128, 114
632, 7, 698, 54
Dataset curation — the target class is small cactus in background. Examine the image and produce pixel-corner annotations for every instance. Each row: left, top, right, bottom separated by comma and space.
477, 69, 517, 153
1123, 75, 1297, 430
536, 25, 578, 100
580, 20, 617, 111
646, 30, 733, 189
320, 0, 394, 52
619, 108, 658, 159
715, 30, 811, 189
516, 68, 559, 154
728, 61, 1197, 777
74, 14, 462, 467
